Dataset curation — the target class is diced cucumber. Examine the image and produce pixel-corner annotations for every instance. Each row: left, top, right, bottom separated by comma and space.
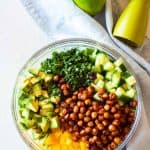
93, 93, 102, 101
29, 68, 39, 76
125, 88, 136, 99
115, 87, 126, 97
32, 84, 42, 97
95, 53, 109, 65
103, 61, 115, 71
91, 80, 105, 91
123, 71, 131, 78
94, 73, 104, 84
50, 116, 60, 129
125, 76, 136, 86
27, 100, 39, 112
39, 117, 50, 132
105, 71, 113, 80
105, 81, 114, 92
111, 71, 121, 88
50, 96, 60, 104
93, 65, 101, 73
114, 57, 124, 67
122, 83, 131, 90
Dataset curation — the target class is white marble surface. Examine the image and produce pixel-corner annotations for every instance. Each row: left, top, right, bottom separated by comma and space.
0, 0, 150, 150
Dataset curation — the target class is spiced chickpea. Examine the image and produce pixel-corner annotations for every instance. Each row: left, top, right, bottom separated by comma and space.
97, 123, 104, 130
114, 137, 121, 144
92, 128, 98, 135
73, 105, 79, 113
111, 107, 117, 113
85, 99, 92, 105
80, 107, 86, 113
88, 121, 94, 127
84, 117, 91, 122
98, 88, 105, 95
77, 120, 83, 127
85, 127, 92, 133
130, 100, 137, 107
104, 104, 110, 111
53, 75, 59, 82
78, 113, 84, 119
91, 112, 98, 119
108, 124, 117, 132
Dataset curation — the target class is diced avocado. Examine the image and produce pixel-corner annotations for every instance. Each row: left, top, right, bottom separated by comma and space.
44, 74, 53, 83
19, 119, 35, 129
122, 83, 131, 90
27, 100, 39, 112
40, 110, 55, 117
39, 117, 50, 132
50, 96, 60, 104
38, 71, 46, 79
125, 76, 136, 86
41, 103, 54, 111
94, 73, 104, 84
33, 114, 42, 122
93, 93, 102, 101
105, 81, 114, 92
50, 116, 60, 129
93, 65, 101, 73
126, 88, 136, 99
29, 68, 39, 76
39, 98, 51, 106
21, 109, 32, 119
103, 61, 115, 71
22, 78, 31, 89
42, 90, 49, 98
32, 84, 42, 97
30, 77, 41, 84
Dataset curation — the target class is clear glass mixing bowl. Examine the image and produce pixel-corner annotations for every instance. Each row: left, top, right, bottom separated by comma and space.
12, 38, 142, 150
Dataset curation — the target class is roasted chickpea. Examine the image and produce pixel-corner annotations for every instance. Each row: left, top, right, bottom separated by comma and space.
85, 127, 92, 133
110, 142, 117, 149
109, 93, 116, 100
84, 117, 91, 122
53, 75, 59, 82
63, 89, 70, 96
104, 104, 110, 111
88, 121, 94, 127
87, 86, 94, 95
108, 124, 117, 132
80, 130, 85, 135
92, 128, 98, 135
80, 107, 86, 113
86, 110, 91, 116
80, 93, 88, 100
97, 123, 104, 130
130, 100, 137, 107
98, 115, 104, 121
112, 120, 120, 126
72, 95, 77, 101
91, 112, 98, 119
73, 105, 79, 113
98, 88, 105, 95
114, 137, 121, 144
104, 112, 110, 119
77, 101, 84, 107
99, 108, 105, 115
66, 98, 72, 104
102, 93, 108, 99
111, 107, 117, 113
102, 120, 109, 127
78, 113, 84, 119
85, 99, 92, 105
77, 120, 83, 127
70, 113, 77, 120
114, 113, 121, 119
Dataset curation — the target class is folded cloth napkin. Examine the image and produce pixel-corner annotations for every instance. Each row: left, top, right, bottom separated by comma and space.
21, 0, 150, 149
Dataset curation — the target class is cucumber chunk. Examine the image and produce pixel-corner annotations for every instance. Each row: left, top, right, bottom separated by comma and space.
105, 71, 113, 80
103, 61, 115, 71
126, 88, 136, 99
125, 76, 136, 86
39, 117, 50, 132
93, 93, 102, 101
111, 71, 121, 88
50, 116, 60, 129
114, 57, 123, 67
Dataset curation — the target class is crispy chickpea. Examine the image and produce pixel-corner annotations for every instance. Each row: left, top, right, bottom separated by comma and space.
84, 117, 91, 122
91, 112, 98, 119
112, 120, 120, 126
85, 99, 92, 105
63, 89, 70, 96
114, 113, 121, 119
77, 101, 84, 107
73, 105, 79, 113
97, 123, 104, 130
62, 108, 67, 115
98, 88, 105, 95
80, 107, 86, 113
104, 104, 110, 111
80, 93, 88, 100
86, 110, 91, 116
98, 108, 105, 115
85, 127, 92, 133
87, 86, 94, 95
102, 93, 108, 99
54, 108, 60, 113
92, 136, 98, 142
111, 130, 119, 137
130, 100, 137, 107
104, 112, 110, 119
115, 104, 120, 109
111, 107, 117, 113
68, 121, 74, 126
114, 137, 121, 144
106, 100, 113, 105
77, 120, 83, 127
53, 75, 59, 82
78, 113, 84, 119
109, 93, 116, 100
66, 98, 72, 104
108, 124, 117, 132
102, 120, 109, 127
59, 78, 64, 83
98, 115, 104, 121
70, 113, 77, 120
110, 142, 117, 149
80, 130, 85, 135
78, 93, 82, 99
88, 121, 94, 127
64, 114, 69, 120
92, 128, 98, 135
72, 95, 77, 101
124, 107, 130, 114
61, 84, 68, 90
95, 119, 99, 125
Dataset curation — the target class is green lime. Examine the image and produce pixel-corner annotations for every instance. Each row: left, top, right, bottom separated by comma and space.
73, 0, 105, 15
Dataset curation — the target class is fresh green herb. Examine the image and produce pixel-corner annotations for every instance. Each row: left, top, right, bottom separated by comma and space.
41, 48, 94, 91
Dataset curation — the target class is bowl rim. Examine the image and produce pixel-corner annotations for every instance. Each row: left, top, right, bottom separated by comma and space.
12, 38, 142, 150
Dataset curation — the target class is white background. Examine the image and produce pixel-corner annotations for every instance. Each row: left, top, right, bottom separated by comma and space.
0, 0, 48, 149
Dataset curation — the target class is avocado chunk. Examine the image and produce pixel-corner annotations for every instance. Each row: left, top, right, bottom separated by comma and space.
50, 116, 60, 129
27, 100, 39, 112
39, 117, 50, 132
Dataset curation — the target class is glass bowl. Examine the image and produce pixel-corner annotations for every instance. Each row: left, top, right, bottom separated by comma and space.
12, 38, 142, 150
